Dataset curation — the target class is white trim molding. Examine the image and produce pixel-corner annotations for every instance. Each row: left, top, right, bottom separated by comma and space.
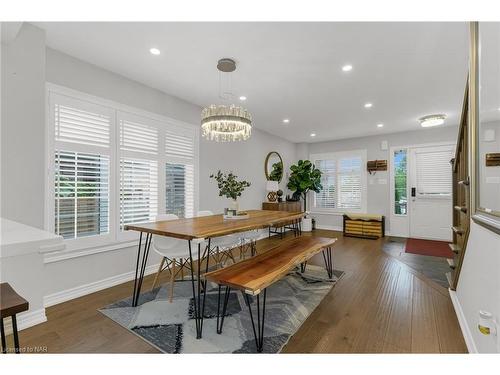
44, 240, 138, 264
44, 262, 161, 308
449, 289, 477, 353
2, 308, 47, 335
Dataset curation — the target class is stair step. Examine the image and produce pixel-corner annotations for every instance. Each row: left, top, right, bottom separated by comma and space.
446, 258, 456, 269
452, 226, 464, 235
449, 243, 461, 254
446, 272, 454, 287
454, 205, 467, 213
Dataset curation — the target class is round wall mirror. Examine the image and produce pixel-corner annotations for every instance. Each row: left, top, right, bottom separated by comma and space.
265, 151, 284, 182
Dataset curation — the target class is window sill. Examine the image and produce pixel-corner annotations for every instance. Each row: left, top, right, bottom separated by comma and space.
43, 240, 138, 264
310, 210, 366, 216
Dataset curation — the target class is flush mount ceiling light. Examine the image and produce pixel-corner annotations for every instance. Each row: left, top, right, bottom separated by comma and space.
377, 123, 384, 128
201, 58, 252, 142
149, 47, 161, 55
283, 119, 290, 124
310, 133, 316, 137
342, 64, 353, 72
239, 96, 247, 101
364, 103, 373, 108
419, 114, 446, 127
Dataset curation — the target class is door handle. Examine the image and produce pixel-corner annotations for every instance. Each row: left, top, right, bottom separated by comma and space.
411, 187, 416, 197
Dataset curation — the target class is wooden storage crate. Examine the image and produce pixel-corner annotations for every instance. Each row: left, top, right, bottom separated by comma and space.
343, 214, 385, 239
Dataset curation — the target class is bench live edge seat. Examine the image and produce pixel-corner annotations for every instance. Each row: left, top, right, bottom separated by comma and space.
203, 236, 337, 353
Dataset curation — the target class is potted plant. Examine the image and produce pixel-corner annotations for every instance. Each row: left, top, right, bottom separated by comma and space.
286, 160, 322, 231
210, 170, 251, 214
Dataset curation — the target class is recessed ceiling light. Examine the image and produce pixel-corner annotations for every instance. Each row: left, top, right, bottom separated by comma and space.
239, 96, 247, 101
310, 133, 316, 137
419, 114, 446, 127
342, 64, 353, 72
283, 119, 290, 124
364, 103, 373, 108
377, 123, 384, 128
149, 48, 161, 55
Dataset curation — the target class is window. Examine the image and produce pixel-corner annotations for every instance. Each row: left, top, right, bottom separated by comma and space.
415, 149, 453, 196
118, 113, 160, 229
51, 94, 113, 242
311, 150, 367, 213
394, 149, 407, 215
164, 128, 196, 218
48, 86, 198, 251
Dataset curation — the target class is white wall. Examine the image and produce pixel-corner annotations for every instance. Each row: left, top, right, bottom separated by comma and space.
454, 222, 500, 353
304, 126, 458, 231
200, 130, 296, 213
1, 23, 46, 228
479, 120, 500, 211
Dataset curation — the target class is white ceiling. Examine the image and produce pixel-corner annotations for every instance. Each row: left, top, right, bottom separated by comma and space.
35, 22, 470, 143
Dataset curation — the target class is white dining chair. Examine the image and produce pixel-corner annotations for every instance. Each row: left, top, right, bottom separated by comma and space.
239, 229, 261, 258
150, 214, 205, 302
197, 210, 239, 267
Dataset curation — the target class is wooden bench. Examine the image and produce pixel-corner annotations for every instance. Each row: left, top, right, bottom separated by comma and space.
1, 283, 29, 354
204, 236, 337, 352
343, 213, 385, 239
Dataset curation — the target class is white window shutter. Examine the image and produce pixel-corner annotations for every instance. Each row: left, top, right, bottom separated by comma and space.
165, 129, 195, 159
119, 158, 158, 228
54, 151, 110, 239
314, 159, 336, 209
416, 150, 453, 195
120, 118, 158, 155
55, 102, 111, 148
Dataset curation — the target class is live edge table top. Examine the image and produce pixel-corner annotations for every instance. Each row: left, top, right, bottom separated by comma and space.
124, 209, 304, 240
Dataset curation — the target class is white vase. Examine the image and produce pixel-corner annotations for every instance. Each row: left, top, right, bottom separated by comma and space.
302, 217, 312, 232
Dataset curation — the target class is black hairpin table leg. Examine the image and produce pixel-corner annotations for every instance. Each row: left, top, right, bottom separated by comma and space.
300, 261, 308, 273
322, 246, 334, 279
187, 239, 210, 339
132, 232, 152, 307
242, 289, 267, 353
0, 318, 6, 354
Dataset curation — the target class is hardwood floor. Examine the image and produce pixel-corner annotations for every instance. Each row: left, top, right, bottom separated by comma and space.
7, 230, 467, 353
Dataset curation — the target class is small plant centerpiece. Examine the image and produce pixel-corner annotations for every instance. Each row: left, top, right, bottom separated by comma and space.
286, 160, 322, 231
210, 170, 251, 214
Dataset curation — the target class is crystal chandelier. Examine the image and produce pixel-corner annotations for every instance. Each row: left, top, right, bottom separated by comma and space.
201, 58, 252, 142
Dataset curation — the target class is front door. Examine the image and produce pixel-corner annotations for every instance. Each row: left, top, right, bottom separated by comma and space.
408, 144, 454, 241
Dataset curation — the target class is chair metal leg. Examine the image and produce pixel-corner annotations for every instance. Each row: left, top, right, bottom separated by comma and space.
321, 247, 334, 279
12, 315, 19, 354
1, 318, 6, 354
242, 289, 267, 353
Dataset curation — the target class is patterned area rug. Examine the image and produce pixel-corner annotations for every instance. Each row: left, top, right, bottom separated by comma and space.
99, 265, 344, 353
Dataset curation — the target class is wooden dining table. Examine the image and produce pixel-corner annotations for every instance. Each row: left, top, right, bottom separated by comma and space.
124, 209, 303, 339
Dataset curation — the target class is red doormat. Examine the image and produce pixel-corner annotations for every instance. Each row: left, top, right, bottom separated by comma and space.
405, 238, 454, 258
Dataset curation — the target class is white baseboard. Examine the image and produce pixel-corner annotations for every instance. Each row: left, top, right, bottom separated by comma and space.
316, 225, 343, 231
449, 289, 477, 353
44, 263, 160, 308
2, 308, 47, 334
